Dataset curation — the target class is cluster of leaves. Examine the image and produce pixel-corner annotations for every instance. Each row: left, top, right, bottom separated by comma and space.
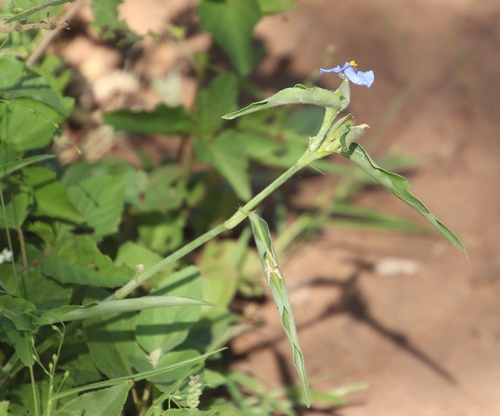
0, 0, 466, 415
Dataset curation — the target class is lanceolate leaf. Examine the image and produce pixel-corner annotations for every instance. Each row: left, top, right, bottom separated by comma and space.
222, 83, 349, 120
0, 154, 56, 179
248, 211, 311, 407
340, 143, 467, 257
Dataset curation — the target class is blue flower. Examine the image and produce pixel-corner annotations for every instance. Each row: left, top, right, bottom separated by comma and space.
320, 60, 374, 88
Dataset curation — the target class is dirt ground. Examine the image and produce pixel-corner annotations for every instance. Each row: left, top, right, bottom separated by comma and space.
59, 0, 500, 415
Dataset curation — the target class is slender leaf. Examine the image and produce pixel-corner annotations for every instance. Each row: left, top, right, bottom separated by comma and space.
248, 212, 311, 406
0, 154, 55, 179
222, 83, 348, 120
340, 143, 467, 257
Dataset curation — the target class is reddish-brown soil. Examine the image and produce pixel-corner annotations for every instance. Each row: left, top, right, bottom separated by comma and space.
59, 0, 500, 414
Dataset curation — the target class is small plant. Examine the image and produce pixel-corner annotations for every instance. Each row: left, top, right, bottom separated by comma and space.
0, 1, 466, 415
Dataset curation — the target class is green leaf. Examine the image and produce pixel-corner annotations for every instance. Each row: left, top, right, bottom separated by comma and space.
52, 382, 132, 416
104, 105, 194, 135
223, 83, 348, 120
83, 312, 145, 379
194, 73, 238, 137
248, 212, 311, 406
129, 350, 200, 393
136, 267, 203, 355
0, 154, 55, 180
0, 295, 36, 331
138, 213, 185, 254
193, 131, 251, 201
66, 175, 125, 240
340, 143, 467, 257
26, 221, 56, 246
4, 0, 68, 23
0, 189, 31, 229
41, 235, 134, 288
0, 57, 67, 114
197, 0, 261, 75
19, 267, 72, 311
257, 0, 297, 14
22, 166, 85, 223
0, 316, 35, 366
91, 0, 140, 43
35, 296, 210, 326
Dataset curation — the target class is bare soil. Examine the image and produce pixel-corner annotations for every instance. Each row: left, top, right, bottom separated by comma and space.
59, 0, 500, 414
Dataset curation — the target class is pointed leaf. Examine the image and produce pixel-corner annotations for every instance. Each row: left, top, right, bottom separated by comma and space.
340, 143, 467, 257
0, 190, 30, 228
0, 316, 35, 366
222, 84, 347, 120
248, 212, 311, 406
0, 154, 55, 180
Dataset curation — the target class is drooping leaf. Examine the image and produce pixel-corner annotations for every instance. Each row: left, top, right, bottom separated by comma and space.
66, 175, 125, 240
339, 143, 467, 257
41, 235, 134, 288
193, 131, 251, 201
52, 382, 132, 416
0, 295, 36, 331
197, 0, 261, 75
22, 166, 85, 223
248, 212, 311, 406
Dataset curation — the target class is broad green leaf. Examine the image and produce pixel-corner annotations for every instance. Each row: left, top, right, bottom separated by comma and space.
19, 267, 71, 311
0, 295, 36, 331
257, 0, 297, 14
248, 212, 310, 406
34, 55, 73, 94
41, 235, 134, 288
194, 73, 238, 137
197, 241, 239, 310
0, 316, 35, 366
35, 296, 210, 326
0, 401, 8, 416
340, 143, 467, 257
66, 175, 125, 240
223, 82, 349, 120
161, 410, 216, 416
52, 382, 131, 416
0, 190, 30, 228
197, 0, 261, 75
104, 105, 194, 135
0, 57, 67, 114
83, 312, 145, 379
131, 165, 184, 214
0, 154, 55, 180
60, 342, 101, 387
0, 98, 70, 152
91, 0, 140, 43
136, 267, 202, 355
61, 159, 148, 207
22, 166, 84, 223
138, 213, 185, 254
193, 131, 251, 201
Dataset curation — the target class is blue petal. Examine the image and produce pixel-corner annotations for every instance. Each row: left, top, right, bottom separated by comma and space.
343, 67, 374, 88
319, 62, 350, 74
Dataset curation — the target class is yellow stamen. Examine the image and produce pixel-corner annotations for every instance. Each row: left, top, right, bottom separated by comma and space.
349, 60, 358, 68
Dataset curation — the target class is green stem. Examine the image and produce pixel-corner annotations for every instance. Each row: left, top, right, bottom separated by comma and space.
29, 365, 40, 416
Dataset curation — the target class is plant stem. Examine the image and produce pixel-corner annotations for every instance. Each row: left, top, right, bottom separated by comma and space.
29, 365, 40, 416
